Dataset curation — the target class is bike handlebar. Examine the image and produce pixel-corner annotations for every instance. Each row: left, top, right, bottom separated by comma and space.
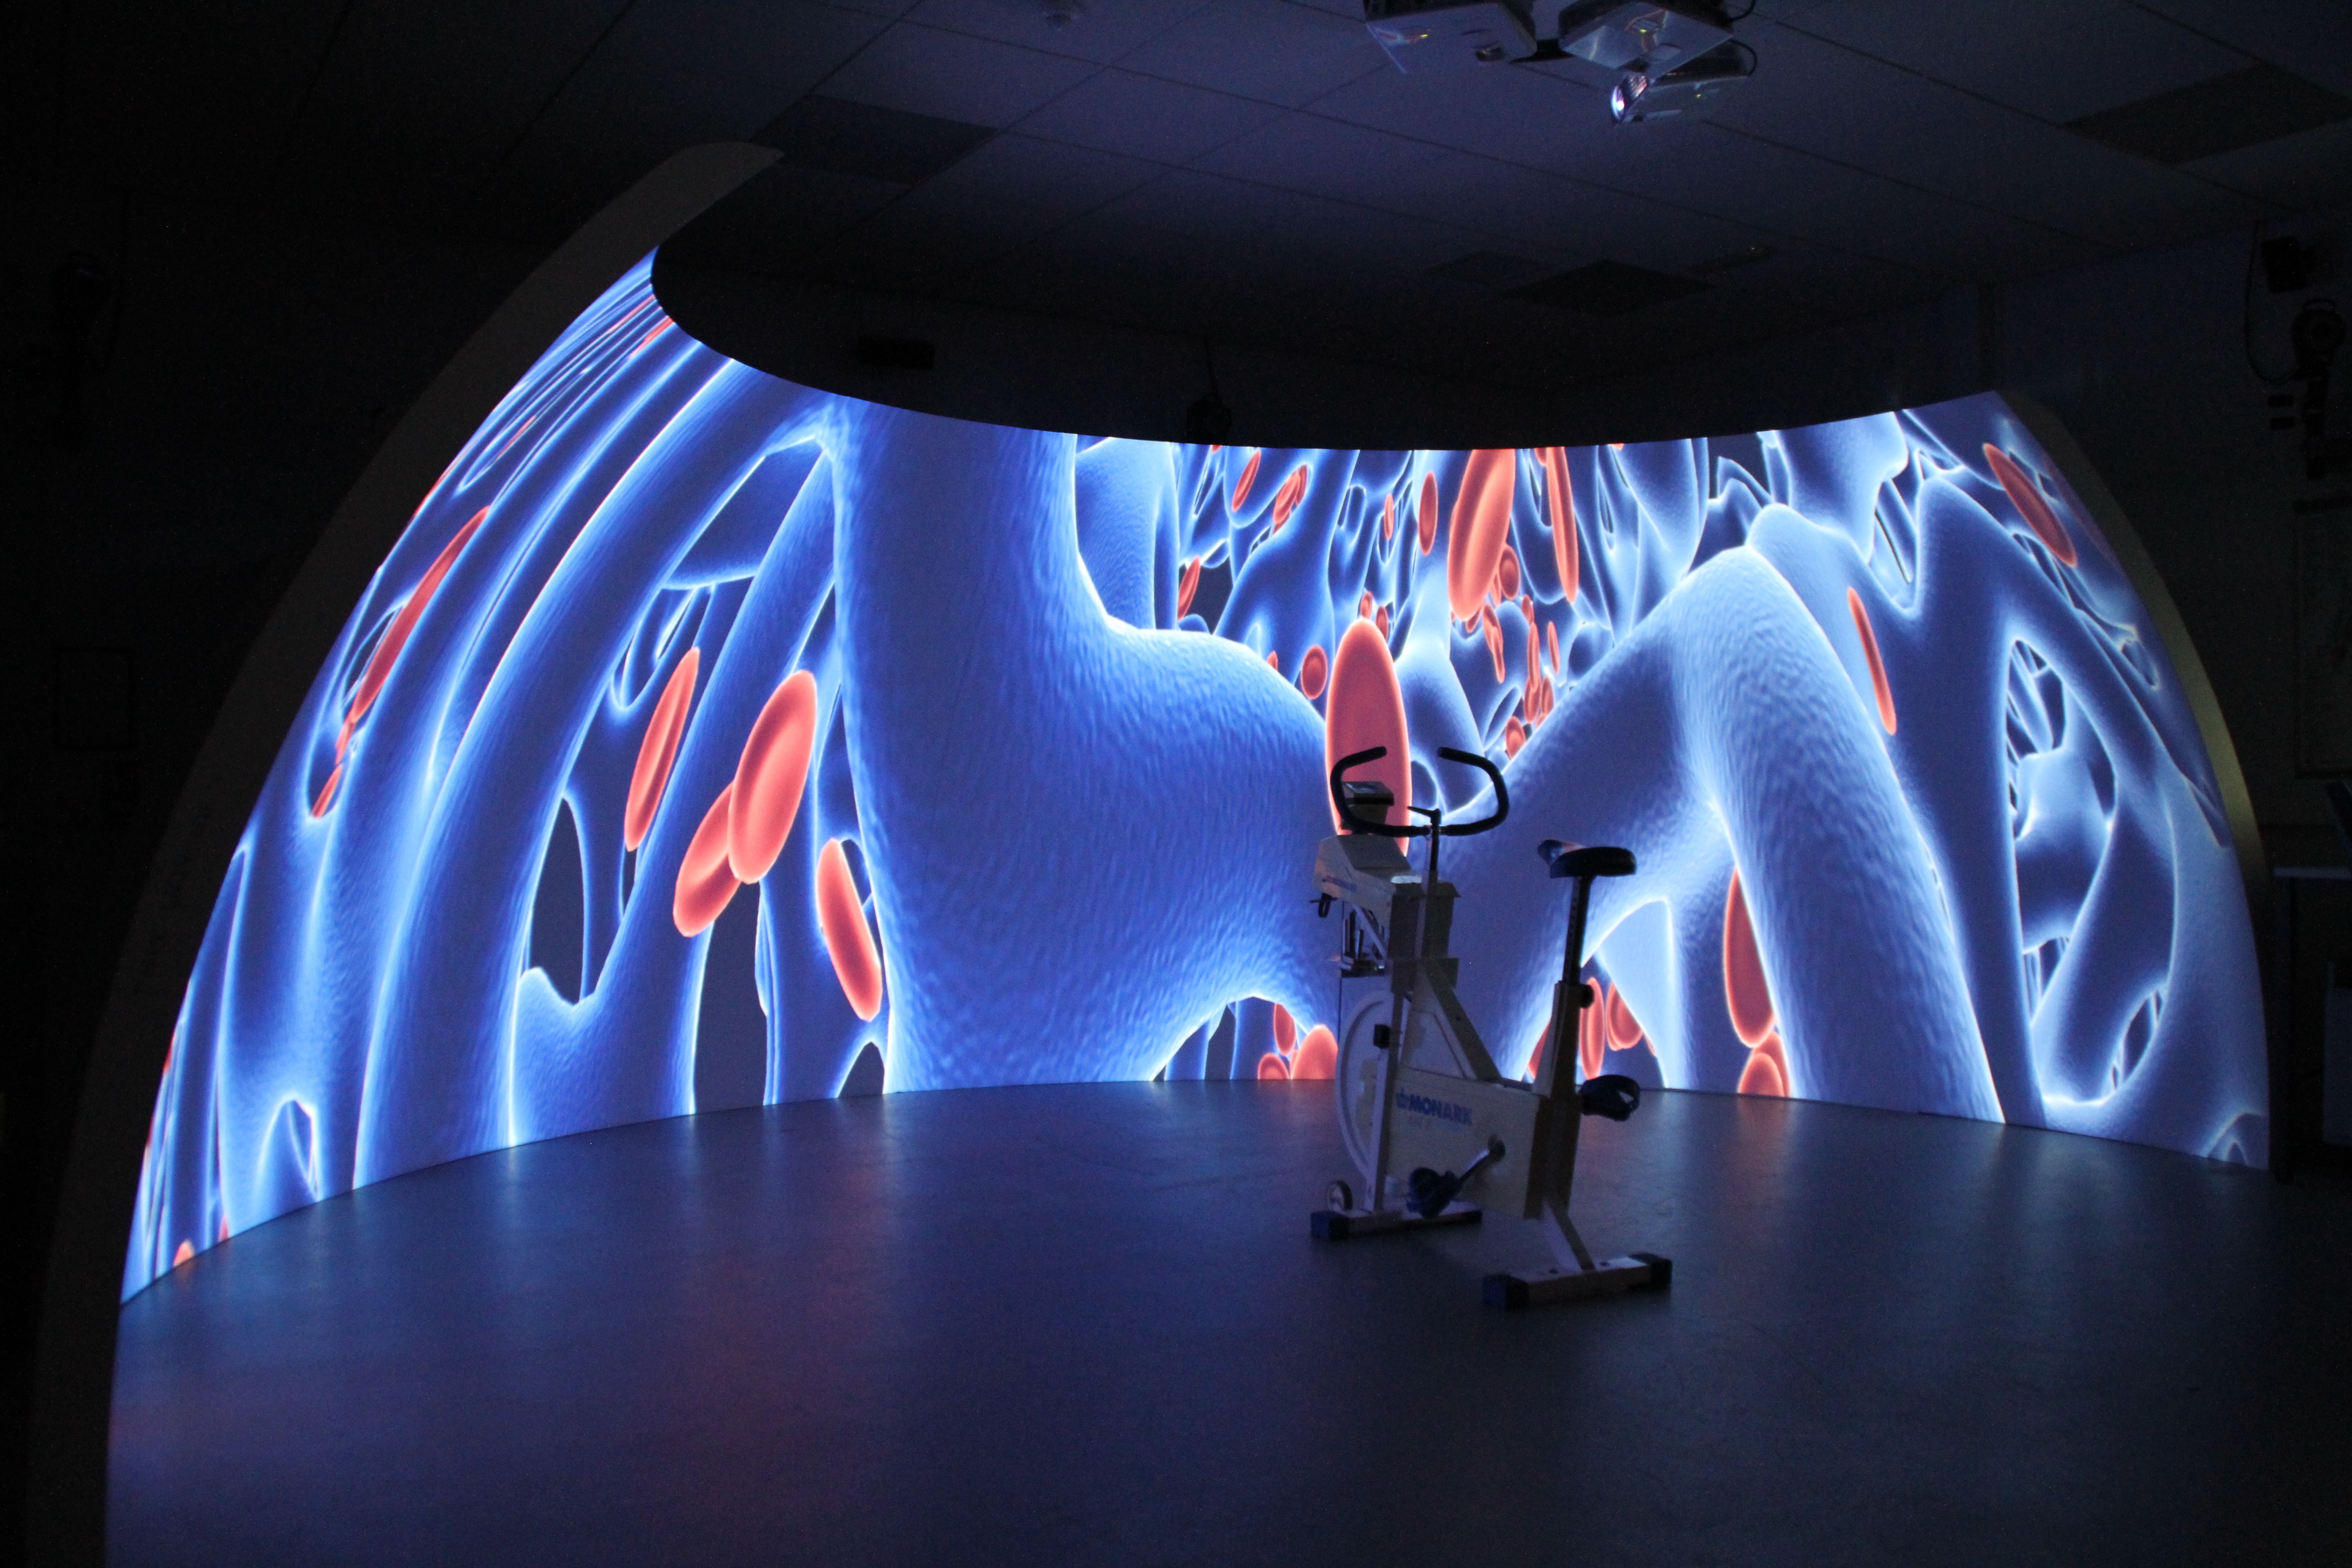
1328, 746, 1510, 838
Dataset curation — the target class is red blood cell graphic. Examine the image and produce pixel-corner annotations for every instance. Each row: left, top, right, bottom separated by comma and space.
1543, 447, 1579, 604
1448, 449, 1517, 624
1231, 450, 1262, 511
1519, 593, 1534, 626
1258, 1052, 1291, 1081
1984, 445, 2077, 566
1293, 1024, 1337, 1080
1358, 591, 1374, 622
1499, 545, 1522, 600
1382, 493, 1396, 541
624, 648, 701, 853
1299, 643, 1329, 701
1376, 606, 1391, 639
1207, 444, 1223, 455
672, 784, 741, 938
1723, 869, 1777, 1048
1325, 619, 1411, 837
1269, 465, 1309, 533
1504, 716, 1527, 758
311, 762, 343, 819
345, 507, 489, 741
1847, 588, 1898, 736
1177, 558, 1202, 617
1482, 603, 1507, 682
1605, 986, 1644, 1052
1739, 1034, 1789, 1097
1273, 1002, 1297, 1055
1527, 1019, 1550, 1083
1579, 985, 1608, 1081
1418, 474, 1440, 555
1524, 622, 1542, 705
727, 670, 819, 882
172, 1240, 195, 1269
635, 318, 672, 354
1545, 620, 1561, 678
816, 838, 884, 1020
1266, 648, 1281, 674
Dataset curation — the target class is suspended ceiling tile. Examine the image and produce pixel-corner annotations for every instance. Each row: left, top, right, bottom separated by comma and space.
808, 134, 1165, 279
1787, 0, 2248, 124
272, 0, 638, 229
819, 0, 929, 18
1991, 152, 2274, 250
1191, 115, 1537, 227
457, 0, 890, 241
2183, 117, 2352, 210
753, 96, 1000, 184
1693, 85, 2268, 259
1015, 69, 1286, 164
1571, 122, 2097, 280
1714, 27, 2156, 247
593, 0, 889, 84
1306, 54, 1631, 180
2135, 0, 2352, 97
818, 20, 1100, 126
1199, 113, 1767, 271
1423, 250, 1569, 290
1120, 0, 1390, 109
1651, 232, 1929, 318
2067, 64, 2352, 167
904, 0, 1220, 65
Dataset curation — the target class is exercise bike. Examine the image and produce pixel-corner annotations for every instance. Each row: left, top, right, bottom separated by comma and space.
1308, 745, 1671, 1308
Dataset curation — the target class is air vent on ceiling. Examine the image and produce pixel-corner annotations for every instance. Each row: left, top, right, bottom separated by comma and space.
753, 96, 997, 185
2065, 64, 2352, 166
1504, 260, 1709, 315
1425, 250, 1554, 288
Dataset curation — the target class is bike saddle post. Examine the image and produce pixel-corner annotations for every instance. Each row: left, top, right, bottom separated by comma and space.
1535, 840, 1636, 1098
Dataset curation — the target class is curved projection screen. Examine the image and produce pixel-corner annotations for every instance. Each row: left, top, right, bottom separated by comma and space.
127, 260, 2264, 1297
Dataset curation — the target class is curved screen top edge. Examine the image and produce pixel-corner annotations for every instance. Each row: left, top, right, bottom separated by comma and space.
649, 240, 1960, 456
650, 151, 1975, 455
123, 255, 2266, 1301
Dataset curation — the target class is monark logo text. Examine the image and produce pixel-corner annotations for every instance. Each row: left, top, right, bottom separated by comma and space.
1396, 1090, 1474, 1126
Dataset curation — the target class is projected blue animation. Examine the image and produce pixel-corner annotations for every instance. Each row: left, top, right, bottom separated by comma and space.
127, 261, 2264, 1295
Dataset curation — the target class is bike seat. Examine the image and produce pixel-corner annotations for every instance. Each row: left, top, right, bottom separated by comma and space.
1538, 841, 1636, 880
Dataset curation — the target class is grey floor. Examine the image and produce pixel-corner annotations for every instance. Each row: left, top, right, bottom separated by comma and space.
111, 1083, 2352, 1567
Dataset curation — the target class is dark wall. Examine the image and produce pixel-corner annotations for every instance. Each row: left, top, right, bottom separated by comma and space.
5, 181, 541, 1553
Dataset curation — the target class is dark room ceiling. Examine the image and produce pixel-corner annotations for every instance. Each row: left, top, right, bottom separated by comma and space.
31, 0, 2352, 415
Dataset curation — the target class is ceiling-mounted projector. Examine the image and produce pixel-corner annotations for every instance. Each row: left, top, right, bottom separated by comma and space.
1362, 0, 1538, 71
1365, 0, 1748, 112
1542, 0, 1731, 74
1609, 41, 1755, 121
